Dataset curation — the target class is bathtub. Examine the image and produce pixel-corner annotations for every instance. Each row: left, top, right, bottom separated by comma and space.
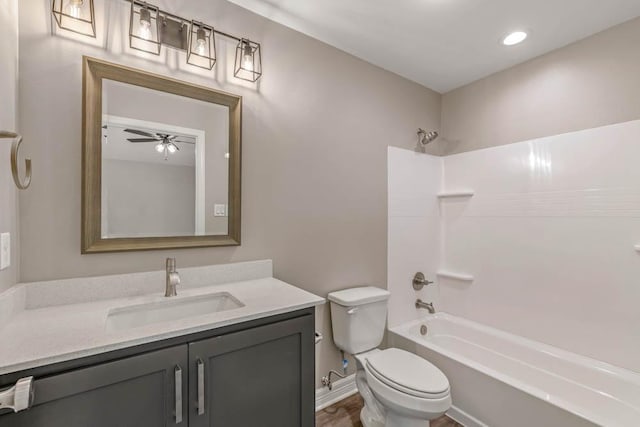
388, 313, 640, 427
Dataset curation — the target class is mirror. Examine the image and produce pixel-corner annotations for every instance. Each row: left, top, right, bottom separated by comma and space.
82, 57, 241, 253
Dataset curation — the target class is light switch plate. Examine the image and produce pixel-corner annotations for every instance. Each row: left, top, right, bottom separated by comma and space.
0, 233, 10, 270
214, 204, 227, 217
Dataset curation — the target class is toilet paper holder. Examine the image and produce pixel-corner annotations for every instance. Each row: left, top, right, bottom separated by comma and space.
0, 377, 34, 413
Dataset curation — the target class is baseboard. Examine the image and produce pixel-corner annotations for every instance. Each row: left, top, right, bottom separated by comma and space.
315, 374, 357, 411
447, 405, 488, 427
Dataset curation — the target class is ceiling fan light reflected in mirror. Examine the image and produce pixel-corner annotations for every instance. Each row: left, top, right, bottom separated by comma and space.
123, 128, 193, 161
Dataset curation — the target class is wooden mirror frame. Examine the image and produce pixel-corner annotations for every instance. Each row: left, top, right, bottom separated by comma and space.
82, 56, 241, 253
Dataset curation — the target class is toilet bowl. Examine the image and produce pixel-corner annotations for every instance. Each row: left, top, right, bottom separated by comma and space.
328, 287, 451, 427
358, 349, 451, 426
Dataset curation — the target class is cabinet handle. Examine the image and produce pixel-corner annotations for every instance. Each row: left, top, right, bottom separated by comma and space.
197, 358, 205, 415
175, 365, 183, 424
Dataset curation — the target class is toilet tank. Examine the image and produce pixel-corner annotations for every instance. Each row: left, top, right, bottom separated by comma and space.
327, 286, 390, 355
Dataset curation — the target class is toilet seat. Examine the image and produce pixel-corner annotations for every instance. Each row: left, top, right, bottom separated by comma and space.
365, 348, 450, 399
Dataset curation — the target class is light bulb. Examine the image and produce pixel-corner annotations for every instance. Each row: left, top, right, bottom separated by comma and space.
155, 143, 164, 153
195, 28, 207, 56
66, 0, 84, 19
242, 42, 253, 71
139, 8, 152, 40
167, 144, 177, 153
503, 31, 527, 46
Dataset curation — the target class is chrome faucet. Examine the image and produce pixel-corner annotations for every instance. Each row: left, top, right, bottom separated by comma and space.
165, 258, 180, 297
415, 299, 435, 314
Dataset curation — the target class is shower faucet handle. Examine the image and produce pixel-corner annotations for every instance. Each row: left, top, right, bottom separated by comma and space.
412, 272, 433, 290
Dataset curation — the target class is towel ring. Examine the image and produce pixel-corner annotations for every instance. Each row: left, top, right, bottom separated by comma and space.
0, 131, 31, 190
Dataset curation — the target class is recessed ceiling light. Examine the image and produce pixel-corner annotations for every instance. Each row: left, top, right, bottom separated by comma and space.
502, 31, 528, 46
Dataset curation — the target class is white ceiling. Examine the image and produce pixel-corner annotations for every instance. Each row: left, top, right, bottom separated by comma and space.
228, 0, 640, 93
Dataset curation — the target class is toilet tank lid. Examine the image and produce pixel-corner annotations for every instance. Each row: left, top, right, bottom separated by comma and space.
327, 286, 390, 306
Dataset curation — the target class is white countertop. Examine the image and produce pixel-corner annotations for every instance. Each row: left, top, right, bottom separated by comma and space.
0, 261, 324, 376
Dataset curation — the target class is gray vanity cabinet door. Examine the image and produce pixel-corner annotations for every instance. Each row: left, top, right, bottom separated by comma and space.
0, 345, 188, 427
189, 315, 314, 427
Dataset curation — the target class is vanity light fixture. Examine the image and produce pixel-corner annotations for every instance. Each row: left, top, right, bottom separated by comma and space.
129, 1, 161, 55
234, 39, 262, 82
187, 21, 216, 70
54, 0, 263, 81
51, 0, 96, 38
126, 0, 263, 81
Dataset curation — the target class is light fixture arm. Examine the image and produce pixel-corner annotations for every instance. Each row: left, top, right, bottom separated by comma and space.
129, 0, 244, 44
127, 0, 261, 80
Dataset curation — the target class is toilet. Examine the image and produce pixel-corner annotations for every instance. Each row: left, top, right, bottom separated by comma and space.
328, 286, 451, 427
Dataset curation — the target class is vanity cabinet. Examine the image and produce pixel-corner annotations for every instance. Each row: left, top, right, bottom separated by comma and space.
0, 310, 314, 427
0, 345, 188, 427
189, 316, 314, 427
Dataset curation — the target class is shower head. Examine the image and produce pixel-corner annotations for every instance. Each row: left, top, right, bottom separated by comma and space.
417, 128, 439, 145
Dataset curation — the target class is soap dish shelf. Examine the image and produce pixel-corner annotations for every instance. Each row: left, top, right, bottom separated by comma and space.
437, 271, 474, 282
437, 191, 474, 199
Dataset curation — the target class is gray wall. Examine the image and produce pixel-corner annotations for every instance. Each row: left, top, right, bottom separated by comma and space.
103, 159, 196, 237
17, 0, 441, 385
441, 17, 640, 155
0, 0, 19, 293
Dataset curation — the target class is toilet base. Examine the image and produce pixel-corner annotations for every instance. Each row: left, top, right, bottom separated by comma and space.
360, 406, 384, 427
361, 404, 430, 427
385, 410, 430, 427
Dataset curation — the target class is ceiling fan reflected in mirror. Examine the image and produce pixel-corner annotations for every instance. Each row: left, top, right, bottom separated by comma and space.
124, 128, 195, 160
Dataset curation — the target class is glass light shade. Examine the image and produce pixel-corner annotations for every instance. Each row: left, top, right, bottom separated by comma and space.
51, 0, 96, 38
187, 21, 216, 70
155, 143, 164, 153
129, 1, 161, 55
234, 39, 262, 82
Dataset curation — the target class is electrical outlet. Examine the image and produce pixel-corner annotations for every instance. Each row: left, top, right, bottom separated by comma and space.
0, 233, 10, 270
214, 204, 227, 217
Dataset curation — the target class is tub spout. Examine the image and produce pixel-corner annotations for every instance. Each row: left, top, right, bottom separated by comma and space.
415, 299, 435, 314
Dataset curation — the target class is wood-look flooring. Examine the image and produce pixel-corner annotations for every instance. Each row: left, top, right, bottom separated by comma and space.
316, 393, 463, 427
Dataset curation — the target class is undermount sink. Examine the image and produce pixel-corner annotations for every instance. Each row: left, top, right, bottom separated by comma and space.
105, 292, 244, 332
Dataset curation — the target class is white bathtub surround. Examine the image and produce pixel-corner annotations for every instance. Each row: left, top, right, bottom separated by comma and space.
387, 120, 640, 426
388, 119, 640, 373
0, 260, 324, 375
389, 314, 640, 427
440, 119, 640, 373
435, 271, 473, 282
436, 191, 474, 199
387, 147, 443, 328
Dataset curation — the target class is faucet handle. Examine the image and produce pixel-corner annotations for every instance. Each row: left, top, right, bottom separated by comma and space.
168, 272, 181, 285
166, 257, 176, 271
412, 272, 433, 290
